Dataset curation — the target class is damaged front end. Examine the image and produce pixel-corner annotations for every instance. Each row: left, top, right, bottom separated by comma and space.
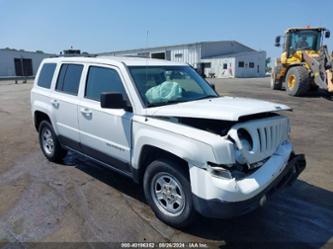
160, 112, 294, 179
157, 112, 305, 185
189, 115, 306, 218
218, 115, 293, 178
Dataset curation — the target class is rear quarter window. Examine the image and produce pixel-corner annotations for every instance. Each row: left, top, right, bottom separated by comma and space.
37, 63, 57, 89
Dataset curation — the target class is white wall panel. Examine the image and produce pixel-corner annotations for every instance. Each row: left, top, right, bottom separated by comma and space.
0, 50, 52, 77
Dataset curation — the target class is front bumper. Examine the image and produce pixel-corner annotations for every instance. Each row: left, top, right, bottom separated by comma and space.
192, 153, 306, 218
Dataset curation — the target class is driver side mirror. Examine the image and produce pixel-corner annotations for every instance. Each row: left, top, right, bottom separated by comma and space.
275, 36, 281, 47
325, 30, 330, 38
100, 92, 131, 111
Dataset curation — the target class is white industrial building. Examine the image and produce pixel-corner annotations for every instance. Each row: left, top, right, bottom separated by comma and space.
201, 51, 266, 78
0, 49, 53, 77
99, 40, 266, 78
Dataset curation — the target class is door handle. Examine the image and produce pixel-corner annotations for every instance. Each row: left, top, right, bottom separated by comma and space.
80, 108, 92, 116
50, 99, 59, 108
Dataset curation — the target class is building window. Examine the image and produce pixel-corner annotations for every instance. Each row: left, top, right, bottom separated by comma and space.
203, 62, 211, 68
174, 53, 183, 58
238, 61, 244, 68
37, 63, 56, 89
151, 52, 165, 59
137, 52, 150, 58
166, 50, 171, 60
85, 66, 127, 102
249, 62, 255, 68
14, 58, 33, 76
223, 63, 228, 69
56, 64, 83, 96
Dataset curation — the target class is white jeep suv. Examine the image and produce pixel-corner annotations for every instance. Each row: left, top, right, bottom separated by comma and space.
31, 56, 306, 227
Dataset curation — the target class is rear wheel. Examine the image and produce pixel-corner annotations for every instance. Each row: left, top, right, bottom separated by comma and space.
286, 66, 310, 96
38, 120, 67, 163
143, 159, 196, 228
271, 66, 282, 90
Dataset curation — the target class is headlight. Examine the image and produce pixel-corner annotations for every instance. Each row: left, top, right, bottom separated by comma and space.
237, 128, 253, 151
234, 128, 253, 164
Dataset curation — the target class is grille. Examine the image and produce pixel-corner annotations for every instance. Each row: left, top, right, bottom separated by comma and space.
256, 118, 289, 154
229, 116, 289, 164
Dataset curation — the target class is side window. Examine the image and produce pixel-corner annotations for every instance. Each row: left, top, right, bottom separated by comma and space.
249, 62, 255, 68
85, 66, 127, 102
56, 64, 83, 95
37, 63, 56, 88
238, 61, 244, 68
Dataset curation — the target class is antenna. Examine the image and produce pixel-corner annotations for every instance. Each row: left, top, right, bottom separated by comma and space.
146, 30, 150, 52
145, 30, 150, 83
145, 30, 150, 61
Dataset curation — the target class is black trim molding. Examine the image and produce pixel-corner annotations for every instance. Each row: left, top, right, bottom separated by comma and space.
58, 135, 132, 177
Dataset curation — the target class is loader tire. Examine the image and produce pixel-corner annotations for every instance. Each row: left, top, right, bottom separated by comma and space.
286, 66, 310, 96
271, 66, 282, 90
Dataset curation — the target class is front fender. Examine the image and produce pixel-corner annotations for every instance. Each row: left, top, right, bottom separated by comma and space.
131, 116, 217, 170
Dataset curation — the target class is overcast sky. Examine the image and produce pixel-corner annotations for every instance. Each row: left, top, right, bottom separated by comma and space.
1, 0, 332, 60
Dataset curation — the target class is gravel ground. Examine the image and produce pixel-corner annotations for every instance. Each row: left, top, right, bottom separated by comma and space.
0, 78, 332, 249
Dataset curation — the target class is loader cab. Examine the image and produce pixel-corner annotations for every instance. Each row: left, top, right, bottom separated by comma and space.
275, 27, 330, 58
286, 29, 321, 56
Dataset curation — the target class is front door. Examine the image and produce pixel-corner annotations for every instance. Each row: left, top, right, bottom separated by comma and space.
78, 65, 132, 173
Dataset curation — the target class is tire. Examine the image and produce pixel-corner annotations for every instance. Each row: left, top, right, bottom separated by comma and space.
38, 120, 67, 163
286, 66, 310, 96
271, 66, 282, 90
143, 159, 196, 228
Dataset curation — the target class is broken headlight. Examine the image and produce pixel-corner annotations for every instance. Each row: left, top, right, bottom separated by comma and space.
234, 128, 253, 164
237, 128, 253, 151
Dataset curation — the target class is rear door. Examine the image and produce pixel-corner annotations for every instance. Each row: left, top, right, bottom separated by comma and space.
77, 64, 132, 173
51, 63, 83, 149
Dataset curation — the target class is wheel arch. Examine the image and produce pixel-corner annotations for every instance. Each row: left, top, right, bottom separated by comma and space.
284, 63, 309, 77
134, 145, 190, 184
32, 98, 58, 133
34, 111, 51, 131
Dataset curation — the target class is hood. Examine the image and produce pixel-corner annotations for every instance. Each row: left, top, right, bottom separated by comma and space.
145, 97, 291, 121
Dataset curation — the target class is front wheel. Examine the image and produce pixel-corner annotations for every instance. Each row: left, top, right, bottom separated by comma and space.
286, 66, 310, 96
143, 159, 196, 228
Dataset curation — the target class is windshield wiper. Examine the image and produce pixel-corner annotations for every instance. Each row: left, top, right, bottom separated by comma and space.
193, 95, 219, 101
147, 99, 184, 107
146, 95, 218, 107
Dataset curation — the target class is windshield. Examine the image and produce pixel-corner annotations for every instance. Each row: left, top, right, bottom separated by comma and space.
287, 30, 321, 52
128, 66, 218, 107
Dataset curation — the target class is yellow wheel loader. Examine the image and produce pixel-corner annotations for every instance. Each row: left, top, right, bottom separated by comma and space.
271, 27, 333, 96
